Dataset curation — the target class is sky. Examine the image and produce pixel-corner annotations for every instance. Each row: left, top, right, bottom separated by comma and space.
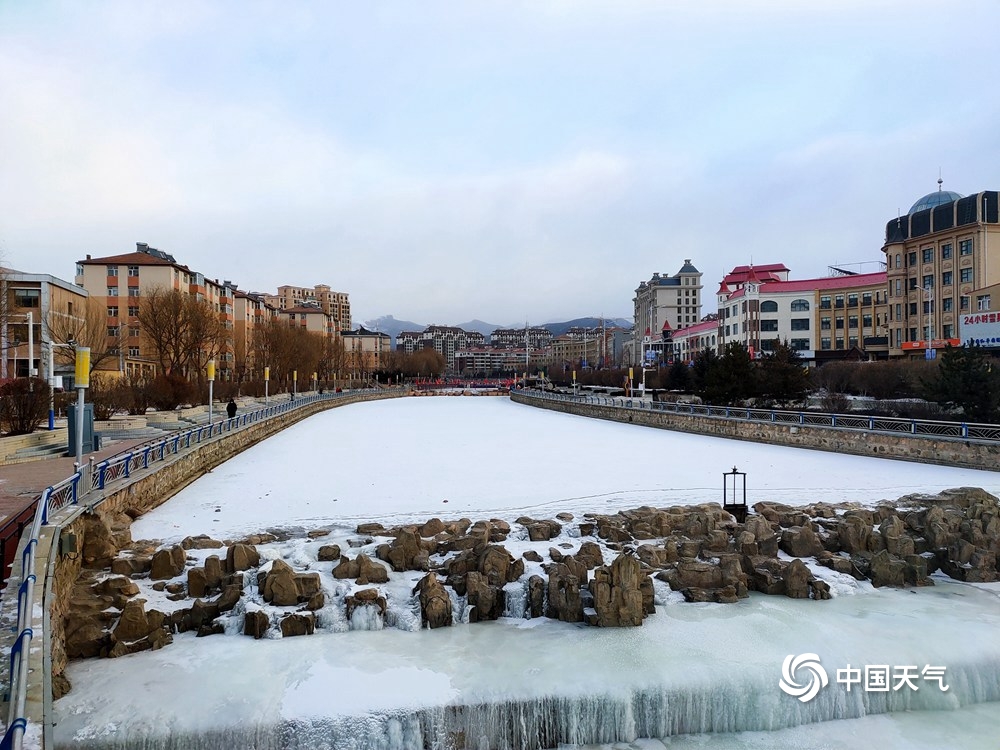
56, 397, 1000, 748
2, 1, 1000, 327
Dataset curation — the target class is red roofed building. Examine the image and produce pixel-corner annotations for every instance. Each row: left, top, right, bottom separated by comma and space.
632, 260, 703, 366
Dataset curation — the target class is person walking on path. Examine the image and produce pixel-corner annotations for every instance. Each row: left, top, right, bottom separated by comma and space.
226, 399, 237, 420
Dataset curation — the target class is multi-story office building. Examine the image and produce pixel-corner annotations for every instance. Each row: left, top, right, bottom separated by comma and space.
76, 243, 235, 378
1, 268, 88, 385
883, 185, 999, 358
632, 260, 703, 366
264, 284, 351, 332
454, 348, 530, 378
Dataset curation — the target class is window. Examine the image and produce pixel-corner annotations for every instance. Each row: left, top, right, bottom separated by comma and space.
129, 326, 140, 337
760, 300, 778, 312
836, 338, 844, 350
790, 299, 810, 311
790, 318, 810, 331
821, 337, 831, 350
835, 295, 844, 308
895, 280, 902, 296
128, 288, 140, 297
107, 287, 118, 297
908, 302, 917, 315
908, 278, 917, 290
75, 263, 84, 276
862, 292, 872, 306
895, 254, 901, 269
128, 265, 139, 277
942, 243, 952, 259
862, 313, 872, 328
922, 248, 933, 263
107, 326, 118, 337
847, 293, 858, 307
942, 271, 953, 286
848, 316, 858, 329
943, 297, 953, 312
978, 295, 992, 311
908, 252, 917, 267
922, 275, 934, 288
894, 303, 901, 320
790, 339, 809, 351
943, 324, 954, 338
836, 318, 844, 330
128, 346, 140, 358
760, 339, 776, 352
820, 296, 831, 309
909, 327, 917, 342
961, 268, 974, 283
820, 317, 831, 330
895, 329, 901, 347
760, 320, 778, 332
106, 265, 118, 277
13, 288, 40, 307
961, 296, 970, 311
960, 239, 973, 256
128, 305, 140, 317
107, 306, 118, 318
849, 336, 858, 348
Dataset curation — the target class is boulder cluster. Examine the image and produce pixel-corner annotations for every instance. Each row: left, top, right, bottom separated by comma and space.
60, 487, 1000, 696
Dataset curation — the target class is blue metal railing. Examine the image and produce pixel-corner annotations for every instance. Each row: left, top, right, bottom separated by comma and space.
515, 388, 1000, 443
1, 387, 398, 750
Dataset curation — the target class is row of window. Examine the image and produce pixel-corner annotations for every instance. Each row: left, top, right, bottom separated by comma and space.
894, 239, 973, 269
818, 291, 879, 309
107, 265, 141, 277
760, 318, 811, 331
759, 299, 810, 312
894, 268, 975, 296
759, 338, 810, 352
819, 315, 874, 330
107, 287, 141, 297
107, 306, 141, 318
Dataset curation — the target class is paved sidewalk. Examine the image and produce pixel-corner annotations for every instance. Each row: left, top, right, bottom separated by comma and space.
0, 436, 153, 525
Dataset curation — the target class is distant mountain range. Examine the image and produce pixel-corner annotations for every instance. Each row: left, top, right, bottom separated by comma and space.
363, 315, 633, 348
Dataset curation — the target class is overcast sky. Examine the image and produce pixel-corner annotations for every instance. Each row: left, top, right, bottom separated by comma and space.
2, 1, 999, 327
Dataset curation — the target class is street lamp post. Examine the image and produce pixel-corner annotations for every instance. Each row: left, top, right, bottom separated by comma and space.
264, 366, 270, 405
74, 347, 90, 469
293, 370, 297, 400
207, 359, 216, 424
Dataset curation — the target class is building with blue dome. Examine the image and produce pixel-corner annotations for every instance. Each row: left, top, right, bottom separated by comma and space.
882, 182, 999, 358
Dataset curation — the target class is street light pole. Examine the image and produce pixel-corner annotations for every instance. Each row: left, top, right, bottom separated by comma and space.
74, 347, 90, 469
264, 366, 270, 405
207, 359, 216, 424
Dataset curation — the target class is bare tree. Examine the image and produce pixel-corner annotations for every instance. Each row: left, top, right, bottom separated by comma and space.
46, 297, 125, 373
137, 287, 227, 377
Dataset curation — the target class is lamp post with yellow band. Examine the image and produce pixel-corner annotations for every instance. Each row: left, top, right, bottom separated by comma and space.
264, 366, 270, 405
74, 346, 90, 468
207, 359, 216, 425
293, 370, 297, 400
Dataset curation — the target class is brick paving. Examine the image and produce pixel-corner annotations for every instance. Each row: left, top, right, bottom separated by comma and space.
0, 436, 153, 525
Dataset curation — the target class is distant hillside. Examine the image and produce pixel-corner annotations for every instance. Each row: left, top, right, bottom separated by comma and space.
362, 315, 425, 345
454, 319, 504, 338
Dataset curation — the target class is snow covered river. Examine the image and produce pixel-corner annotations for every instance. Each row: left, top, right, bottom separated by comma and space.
54, 396, 1000, 749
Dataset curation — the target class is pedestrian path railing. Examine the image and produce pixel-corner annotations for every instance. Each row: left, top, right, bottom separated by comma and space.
0, 387, 400, 750
516, 388, 1000, 443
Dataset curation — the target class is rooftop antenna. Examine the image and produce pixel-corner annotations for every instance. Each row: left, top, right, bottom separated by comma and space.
938, 168, 943, 192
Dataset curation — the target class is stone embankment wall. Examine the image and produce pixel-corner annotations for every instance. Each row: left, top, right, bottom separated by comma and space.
510, 392, 1000, 471
46, 389, 406, 703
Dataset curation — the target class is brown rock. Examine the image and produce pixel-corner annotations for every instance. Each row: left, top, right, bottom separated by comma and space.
216, 584, 243, 612
226, 543, 260, 573
80, 513, 118, 569
780, 526, 823, 558
244, 610, 270, 639
388, 528, 425, 572
112, 599, 155, 642
150, 545, 187, 580
575, 541, 604, 569
528, 575, 545, 618
280, 613, 315, 637
522, 550, 543, 563
783, 559, 811, 599
181, 535, 224, 550
204, 555, 223, 590
332, 555, 360, 579
110, 555, 152, 577
357, 554, 389, 584
588, 553, 649, 627
307, 529, 330, 539
414, 574, 453, 629
419, 518, 446, 537
546, 563, 584, 623
261, 559, 300, 606
317, 544, 342, 562
187, 567, 208, 598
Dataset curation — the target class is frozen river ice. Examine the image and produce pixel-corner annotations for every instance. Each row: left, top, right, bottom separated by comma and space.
55, 397, 1000, 748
